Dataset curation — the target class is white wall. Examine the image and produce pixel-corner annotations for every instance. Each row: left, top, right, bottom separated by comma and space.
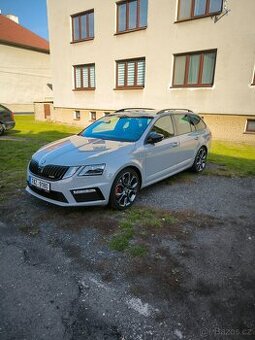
47, 0, 255, 115
0, 44, 52, 111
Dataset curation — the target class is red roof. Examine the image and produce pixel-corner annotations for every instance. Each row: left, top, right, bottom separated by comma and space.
0, 14, 49, 53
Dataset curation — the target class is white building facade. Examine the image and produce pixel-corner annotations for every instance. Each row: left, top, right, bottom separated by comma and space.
45, 0, 255, 143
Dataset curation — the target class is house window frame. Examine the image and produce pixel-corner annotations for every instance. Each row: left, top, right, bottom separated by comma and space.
71, 9, 94, 43
73, 110, 81, 120
90, 111, 97, 121
116, 0, 148, 34
172, 49, 217, 88
116, 57, 145, 89
73, 63, 95, 91
176, 0, 223, 22
244, 119, 255, 134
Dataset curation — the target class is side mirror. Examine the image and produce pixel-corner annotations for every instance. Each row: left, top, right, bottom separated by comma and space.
146, 131, 164, 144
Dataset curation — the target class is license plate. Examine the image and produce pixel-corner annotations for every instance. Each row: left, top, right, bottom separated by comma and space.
29, 176, 50, 192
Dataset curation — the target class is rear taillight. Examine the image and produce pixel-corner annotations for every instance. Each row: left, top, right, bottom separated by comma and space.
10, 112, 14, 120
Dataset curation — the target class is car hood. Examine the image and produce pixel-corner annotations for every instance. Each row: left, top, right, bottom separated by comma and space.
32, 135, 136, 166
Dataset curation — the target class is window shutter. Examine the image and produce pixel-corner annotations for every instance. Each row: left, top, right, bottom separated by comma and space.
75, 67, 82, 88
127, 62, 135, 86
117, 63, 125, 86
137, 60, 145, 86
90, 65, 95, 88
82, 66, 89, 88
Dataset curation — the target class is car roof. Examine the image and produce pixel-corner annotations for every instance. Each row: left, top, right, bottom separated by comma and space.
113, 108, 196, 118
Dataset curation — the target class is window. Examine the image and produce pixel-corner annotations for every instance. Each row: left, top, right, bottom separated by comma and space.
178, 0, 222, 21
72, 10, 94, 42
117, 0, 148, 33
245, 119, 255, 133
116, 58, 145, 89
74, 64, 95, 90
189, 114, 206, 130
252, 71, 255, 85
173, 115, 194, 135
150, 116, 175, 139
73, 110, 81, 120
173, 50, 216, 87
90, 111, 97, 121
81, 115, 152, 142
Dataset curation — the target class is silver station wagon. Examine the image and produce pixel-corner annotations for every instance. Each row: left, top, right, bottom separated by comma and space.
26, 108, 211, 209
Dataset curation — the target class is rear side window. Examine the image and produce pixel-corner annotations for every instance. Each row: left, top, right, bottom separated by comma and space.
150, 116, 175, 139
173, 114, 192, 135
189, 114, 206, 130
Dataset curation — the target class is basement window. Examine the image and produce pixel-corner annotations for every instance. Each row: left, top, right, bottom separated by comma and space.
73, 110, 81, 120
90, 111, 97, 121
245, 119, 255, 134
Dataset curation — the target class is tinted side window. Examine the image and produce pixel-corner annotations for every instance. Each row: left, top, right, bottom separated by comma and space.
173, 115, 192, 135
188, 114, 206, 130
150, 116, 174, 139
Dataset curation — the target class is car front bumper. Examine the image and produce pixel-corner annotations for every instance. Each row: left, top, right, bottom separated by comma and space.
26, 171, 111, 207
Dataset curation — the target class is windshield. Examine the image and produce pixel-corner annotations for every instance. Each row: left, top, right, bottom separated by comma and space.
80, 115, 153, 142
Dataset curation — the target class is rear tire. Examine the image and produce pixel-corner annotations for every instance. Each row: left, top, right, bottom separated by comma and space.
191, 147, 207, 173
0, 123, 4, 136
109, 167, 140, 210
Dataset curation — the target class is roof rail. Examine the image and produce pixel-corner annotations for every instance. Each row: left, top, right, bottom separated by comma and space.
115, 107, 155, 113
157, 108, 193, 115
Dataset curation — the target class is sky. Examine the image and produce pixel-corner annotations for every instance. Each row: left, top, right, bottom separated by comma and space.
0, 0, 48, 40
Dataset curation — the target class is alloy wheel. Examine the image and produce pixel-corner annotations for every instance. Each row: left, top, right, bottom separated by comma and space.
111, 168, 140, 209
195, 148, 207, 172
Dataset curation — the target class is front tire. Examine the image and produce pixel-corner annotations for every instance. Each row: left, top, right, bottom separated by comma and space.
191, 147, 207, 173
109, 167, 140, 210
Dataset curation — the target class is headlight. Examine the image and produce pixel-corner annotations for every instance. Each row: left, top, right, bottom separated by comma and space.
62, 166, 80, 179
78, 164, 105, 176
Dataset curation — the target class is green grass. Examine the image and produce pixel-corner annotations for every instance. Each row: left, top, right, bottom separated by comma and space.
1, 115, 254, 203
128, 244, 148, 257
0, 115, 81, 201
208, 141, 255, 177
109, 207, 176, 254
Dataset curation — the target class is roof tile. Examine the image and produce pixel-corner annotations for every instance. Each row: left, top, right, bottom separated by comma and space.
0, 14, 49, 53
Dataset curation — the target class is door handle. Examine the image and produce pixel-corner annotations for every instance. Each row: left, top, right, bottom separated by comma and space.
194, 136, 199, 140
169, 142, 179, 147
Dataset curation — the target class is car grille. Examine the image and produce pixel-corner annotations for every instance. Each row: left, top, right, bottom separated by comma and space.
29, 159, 68, 181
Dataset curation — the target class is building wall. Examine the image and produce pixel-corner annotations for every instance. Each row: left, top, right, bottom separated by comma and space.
0, 44, 52, 112
45, 0, 255, 142
202, 114, 255, 144
47, 0, 255, 114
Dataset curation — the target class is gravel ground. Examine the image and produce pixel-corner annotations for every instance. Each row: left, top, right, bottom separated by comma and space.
138, 175, 255, 219
0, 173, 254, 340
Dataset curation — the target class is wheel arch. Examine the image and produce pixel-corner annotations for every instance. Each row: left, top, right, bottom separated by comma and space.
127, 165, 142, 188
111, 163, 143, 188
200, 144, 208, 153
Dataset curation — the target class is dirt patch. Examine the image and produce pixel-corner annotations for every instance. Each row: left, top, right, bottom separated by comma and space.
1, 177, 255, 339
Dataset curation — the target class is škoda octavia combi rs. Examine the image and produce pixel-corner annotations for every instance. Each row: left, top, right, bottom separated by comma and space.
26, 108, 211, 210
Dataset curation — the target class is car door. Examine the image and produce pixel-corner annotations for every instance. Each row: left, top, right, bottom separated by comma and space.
172, 114, 200, 166
143, 115, 181, 185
